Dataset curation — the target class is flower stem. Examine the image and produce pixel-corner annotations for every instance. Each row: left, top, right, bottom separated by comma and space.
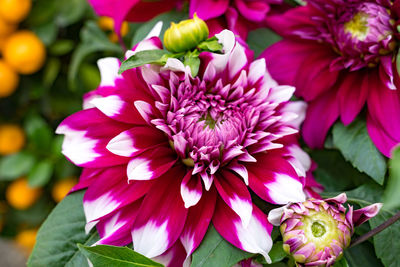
350, 210, 400, 248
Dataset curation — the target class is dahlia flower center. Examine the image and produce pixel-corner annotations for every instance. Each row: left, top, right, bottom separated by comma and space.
302, 210, 340, 251
344, 12, 369, 41
333, 2, 396, 68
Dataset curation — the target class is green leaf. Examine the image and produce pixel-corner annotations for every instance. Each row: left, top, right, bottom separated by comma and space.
247, 28, 282, 58
255, 241, 286, 264
132, 11, 188, 46
68, 21, 122, 90
119, 50, 168, 74
28, 190, 99, 267
332, 120, 386, 185
184, 51, 201, 77
190, 226, 252, 267
49, 40, 75, 56
310, 149, 370, 192
383, 146, 400, 210
198, 38, 223, 52
344, 241, 383, 267
28, 159, 54, 187
43, 57, 61, 89
0, 152, 36, 181
24, 114, 53, 151
78, 244, 163, 267
55, 0, 88, 27
333, 258, 349, 267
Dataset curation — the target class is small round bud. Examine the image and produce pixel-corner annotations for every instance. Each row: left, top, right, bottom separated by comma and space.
268, 194, 382, 267
164, 13, 209, 53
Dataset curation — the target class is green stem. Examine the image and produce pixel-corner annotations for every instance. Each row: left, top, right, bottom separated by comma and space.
350, 210, 400, 248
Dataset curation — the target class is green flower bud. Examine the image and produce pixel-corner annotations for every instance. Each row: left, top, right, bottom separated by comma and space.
164, 13, 209, 53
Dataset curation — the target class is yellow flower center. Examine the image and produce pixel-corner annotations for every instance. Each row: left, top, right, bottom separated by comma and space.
344, 12, 369, 41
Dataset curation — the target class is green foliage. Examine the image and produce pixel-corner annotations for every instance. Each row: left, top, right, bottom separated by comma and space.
119, 50, 169, 74
190, 226, 252, 267
332, 120, 387, 185
384, 147, 400, 210
247, 28, 281, 58
78, 244, 163, 267
0, 152, 36, 181
28, 191, 99, 267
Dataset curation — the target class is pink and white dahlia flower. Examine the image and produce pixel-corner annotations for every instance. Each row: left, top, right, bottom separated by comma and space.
190, 0, 283, 39
57, 29, 313, 265
261, 0, 400, 157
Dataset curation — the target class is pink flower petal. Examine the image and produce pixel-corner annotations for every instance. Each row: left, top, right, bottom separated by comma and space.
189, 0, 229, 20
180, 171, 203, 209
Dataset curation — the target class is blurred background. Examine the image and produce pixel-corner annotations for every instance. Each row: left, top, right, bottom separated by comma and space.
0, 0, 134, 263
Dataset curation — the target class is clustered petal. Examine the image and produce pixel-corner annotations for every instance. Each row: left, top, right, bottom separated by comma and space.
262, 0, 400, 157
268, 194, 382, 267
57, 29, 314, 265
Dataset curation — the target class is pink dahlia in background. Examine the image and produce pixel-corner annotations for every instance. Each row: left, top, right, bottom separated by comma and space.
57, 29, 314, 265
190, 0, 284, 39
88, 0, 183, 35
261, 0, 400, 157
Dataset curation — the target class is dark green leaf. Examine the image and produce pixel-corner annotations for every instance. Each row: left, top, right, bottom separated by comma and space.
0, 152, 36, 181
332, 120, 386, 185
247, 28, 281, 58
310, 149, 370, 192
383, 146, 400, 210
255, 241, 286, 264
131, 11, 188, 46
32, 22, 58, 46
333, 258, 349, 267
119, 50, 168, 74
27, 190, 99, 267
55, 0, 88, 27
28, 159, 54, 187
68, 21, 122, 89
43, 58, 61, 89
78, 244, 163, 267
49, 40, 75, 56
345, 241, 383, 267
24, 114, 53, 151
190, 226, 252, 267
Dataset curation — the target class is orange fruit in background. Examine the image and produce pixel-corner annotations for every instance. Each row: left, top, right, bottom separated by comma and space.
3, 31, 46, 74
0, 0, 31, 24
15, 229, 37, 252
6, 178, 41, 210
52, 177, 77, 203
0, 60, 19, 98
98, 16, 129, 43
0, 17, 16, 37
0, 124, 24, 155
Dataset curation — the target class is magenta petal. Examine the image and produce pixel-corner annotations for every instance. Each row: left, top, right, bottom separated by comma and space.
95, 201, 141, 246
127, 146, 177, 181
302, 90, 340, 148
234, 0, 270, 22
189, 0, 229, 21
180, 188, 217, 256
180, 171, 203, 209
352, 203, 382, 226
213, 199, 273, 263
152, 241, 187, 267
338, 70, 369, 125
367, 114, 399, 157
107, 126, 167, 157
83, 165, 152, 225
132, 167, 188, 258
214, 170, 253, 227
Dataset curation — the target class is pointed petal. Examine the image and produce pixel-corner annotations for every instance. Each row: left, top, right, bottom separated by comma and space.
152, 241, 187, 267
127, 146, 177, 181
215, 171, 253, 227
213, 199, 273, 263
352, 203, 382, 226
180, 171, 203, 209
132, 167, 188, 258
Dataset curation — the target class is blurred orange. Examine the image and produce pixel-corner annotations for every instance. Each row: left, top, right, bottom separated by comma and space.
0, 17, 16, 37
0, 124, 24, 155
97, 16, 129, 43
52, 177, 77, 203
15, 228, 37, 253
6, 178, 41, 210
3, 30, 46, 74
0, 60, 19, 98
0, 0, 31, 24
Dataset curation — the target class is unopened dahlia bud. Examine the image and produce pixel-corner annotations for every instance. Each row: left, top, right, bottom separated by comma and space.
164, 13, 209, 53
268, 194, 382, 267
